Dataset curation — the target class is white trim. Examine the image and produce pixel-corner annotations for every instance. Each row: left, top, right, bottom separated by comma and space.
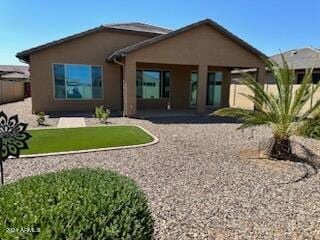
52, 63, 104, 101
18, 125, 159, 158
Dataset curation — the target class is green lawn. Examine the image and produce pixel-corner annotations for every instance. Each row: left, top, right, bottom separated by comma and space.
22, 126, 154, 155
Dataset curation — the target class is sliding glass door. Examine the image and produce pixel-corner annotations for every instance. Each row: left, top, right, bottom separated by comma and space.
207, 72, 222, 106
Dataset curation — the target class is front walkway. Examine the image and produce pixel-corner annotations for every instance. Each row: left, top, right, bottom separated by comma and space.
2, 98, 320, 239
57, 117, 86, 128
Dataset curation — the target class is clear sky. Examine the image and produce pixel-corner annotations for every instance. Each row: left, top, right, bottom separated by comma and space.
1, 0, 320, 65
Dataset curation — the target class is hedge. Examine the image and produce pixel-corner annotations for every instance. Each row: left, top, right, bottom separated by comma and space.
0, 168, 154, 240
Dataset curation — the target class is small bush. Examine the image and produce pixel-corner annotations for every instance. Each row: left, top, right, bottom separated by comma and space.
300, 122, 320, 139
95, 105, 110, 124
0, 168, 154, 240
299, 112, 320, 139
36, 112, 46, 125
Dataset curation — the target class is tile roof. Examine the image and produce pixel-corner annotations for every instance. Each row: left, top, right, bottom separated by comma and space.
270, 47, 320, 69
0, 65, 29, 75
103, 22, 171, 35
16, 22, 170, 62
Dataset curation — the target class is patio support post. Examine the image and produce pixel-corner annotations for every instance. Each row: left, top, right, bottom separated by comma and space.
123, 58, 137, 117
196, 64, 208, 114
257, 65, 266, 85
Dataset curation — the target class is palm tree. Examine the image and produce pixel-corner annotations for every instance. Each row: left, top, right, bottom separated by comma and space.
213, 56, 320, 159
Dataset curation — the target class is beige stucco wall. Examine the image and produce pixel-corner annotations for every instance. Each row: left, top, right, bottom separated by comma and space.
124, 24, 265, 115
128, 25, 265, 68
230, 83, 320, 114
29, 29, 151, 113
0, 81, 24, 104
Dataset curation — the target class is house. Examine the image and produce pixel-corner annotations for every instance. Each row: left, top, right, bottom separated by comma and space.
271, 47, 320, 84
0, 65, 30, 104
231, 47, 320, 84
16, 19, 266, 116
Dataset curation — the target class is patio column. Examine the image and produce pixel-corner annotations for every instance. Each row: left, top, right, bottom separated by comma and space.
123, 59, 136, 117
196, 64, 208, 114
257, 65, 266, 85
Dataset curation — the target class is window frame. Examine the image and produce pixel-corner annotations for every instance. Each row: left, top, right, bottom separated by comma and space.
52, 63, 104, 101
206, 71, 223, 106
136, 69, 171, 100
190, 70, 198, 106
296, 70, 320, 84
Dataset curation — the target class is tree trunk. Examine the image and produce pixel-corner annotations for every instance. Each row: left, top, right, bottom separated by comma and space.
268, 137, 292, 160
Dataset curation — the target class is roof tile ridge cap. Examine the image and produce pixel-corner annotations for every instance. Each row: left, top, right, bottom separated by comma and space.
104, 21, 172, 31
307, 46, 320, 53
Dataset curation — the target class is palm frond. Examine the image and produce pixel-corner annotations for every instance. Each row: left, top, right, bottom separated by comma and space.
212, 53, 318, 140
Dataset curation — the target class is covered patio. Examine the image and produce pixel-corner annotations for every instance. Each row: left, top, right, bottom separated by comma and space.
108, 19, 267, 117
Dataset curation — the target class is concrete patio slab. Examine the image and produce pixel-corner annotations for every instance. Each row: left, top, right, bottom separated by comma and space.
57, 117, 86, 128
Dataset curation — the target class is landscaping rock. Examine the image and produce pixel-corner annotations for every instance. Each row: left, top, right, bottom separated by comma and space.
2, 99, 320, 239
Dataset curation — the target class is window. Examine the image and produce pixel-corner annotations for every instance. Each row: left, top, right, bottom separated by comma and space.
207, 72, 223, 106
297, 72, 320, 84
53, 64, 102, 99
312, 73, 320, 84
297, 73, 304, 84
136, 70, 170, 99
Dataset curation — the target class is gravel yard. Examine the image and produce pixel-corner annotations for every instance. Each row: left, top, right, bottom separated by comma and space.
0, 98, 59, 128
1, 99, 320, 239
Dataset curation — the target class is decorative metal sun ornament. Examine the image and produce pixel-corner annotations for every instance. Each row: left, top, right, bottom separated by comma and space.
0, 111, 31, 185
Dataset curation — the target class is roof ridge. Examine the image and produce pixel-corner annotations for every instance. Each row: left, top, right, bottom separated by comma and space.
270, 47, 320, 58
17, 22, 166, 62
105, 21, 172, 31
307, 46, 320, 53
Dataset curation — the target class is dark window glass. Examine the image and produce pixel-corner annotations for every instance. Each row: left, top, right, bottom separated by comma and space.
136, 70, 143, 98
312, 73, 320, 84
297, 73, 304, 84
162, 71, 170, 98
297, 73, 320, 84
92, 66, 102, 99
54, 64, 65, 99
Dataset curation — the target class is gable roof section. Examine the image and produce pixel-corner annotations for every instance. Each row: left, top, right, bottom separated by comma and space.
270, 47, 320, 69
0, 65, 29, 75
16, 22, 171, 62
107, 19, 267, 62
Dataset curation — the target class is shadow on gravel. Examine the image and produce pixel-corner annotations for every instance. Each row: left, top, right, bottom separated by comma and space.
134, 116, 240, 125
286, 142, 320, 184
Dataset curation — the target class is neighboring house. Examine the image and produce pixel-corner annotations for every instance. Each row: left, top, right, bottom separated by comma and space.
16, 19, 266, 116
271, 47, 320, 84
0, 65, 30, 104
231, 47, 320, 84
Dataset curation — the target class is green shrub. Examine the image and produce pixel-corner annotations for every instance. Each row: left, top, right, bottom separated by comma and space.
95, 106, 110, 124
36, 112, 46, 125
0, 168, 154, 240
299, 111, 320, 139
